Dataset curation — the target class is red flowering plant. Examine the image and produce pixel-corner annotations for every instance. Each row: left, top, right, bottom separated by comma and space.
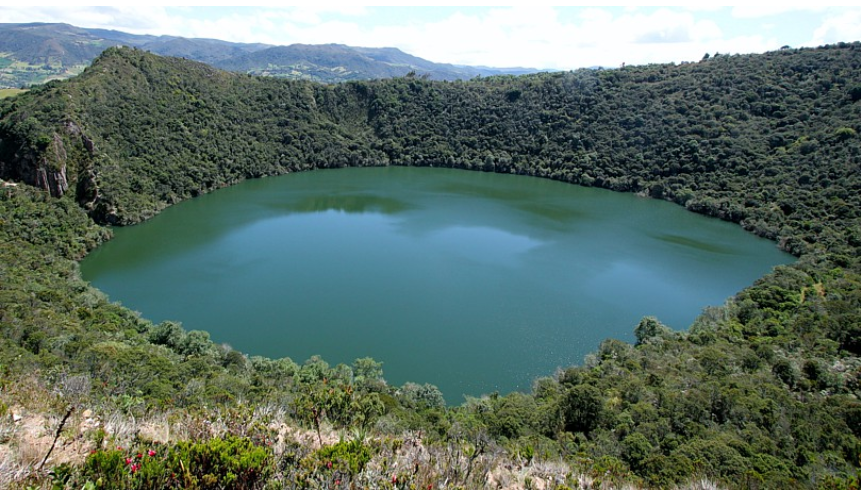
81, 443, 169, 488
80, 436, 273, 488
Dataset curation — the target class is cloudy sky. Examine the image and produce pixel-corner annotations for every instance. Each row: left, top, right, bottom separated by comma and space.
3, 6, 861, 70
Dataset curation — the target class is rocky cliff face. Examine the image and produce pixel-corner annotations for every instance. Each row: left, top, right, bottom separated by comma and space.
35, 162, 69, 197
38, 133, 71, 197
0, 121, 100, 204
0, 133, 67, 197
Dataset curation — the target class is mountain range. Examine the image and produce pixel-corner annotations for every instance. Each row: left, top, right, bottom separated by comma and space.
0, 22, 541, 87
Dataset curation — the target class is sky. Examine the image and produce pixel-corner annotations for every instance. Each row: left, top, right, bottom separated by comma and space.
2, 6, 861, 70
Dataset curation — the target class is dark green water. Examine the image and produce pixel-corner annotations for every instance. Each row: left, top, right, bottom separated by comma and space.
80, 167, 794, 401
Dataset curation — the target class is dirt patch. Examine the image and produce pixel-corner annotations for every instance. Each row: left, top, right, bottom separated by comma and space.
0, 406, 99, 485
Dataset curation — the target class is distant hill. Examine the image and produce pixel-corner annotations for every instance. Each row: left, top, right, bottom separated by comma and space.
132, 36, 272, 66
0, 22, 541, 87
212, 43, 527, 82
0, 22, 116, 66
0, 23, 115, 86
215, 43, 408, 81
0, 22, 270, 87
350, 45, 537, 80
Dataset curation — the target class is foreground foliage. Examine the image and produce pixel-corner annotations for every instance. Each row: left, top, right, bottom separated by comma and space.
78, 436, 272, 489
1, 43, 860, 488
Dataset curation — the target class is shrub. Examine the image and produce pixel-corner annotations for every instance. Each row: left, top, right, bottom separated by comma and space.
290, 439, 376, 488
79, 436, 272, 489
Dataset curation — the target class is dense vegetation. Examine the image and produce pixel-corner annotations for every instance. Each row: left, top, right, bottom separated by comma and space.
1, 44, 860, 488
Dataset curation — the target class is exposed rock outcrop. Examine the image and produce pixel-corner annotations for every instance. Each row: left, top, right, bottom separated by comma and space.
0, 131, 69, 197
0, 120, 102, 203
35, 133, 71, 197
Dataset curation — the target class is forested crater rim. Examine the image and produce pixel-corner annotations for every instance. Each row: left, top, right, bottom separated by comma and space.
1, 39, 860, 489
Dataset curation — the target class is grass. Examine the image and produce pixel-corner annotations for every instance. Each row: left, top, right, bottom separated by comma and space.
0, 60, 88, 91
0, 89, 26, 99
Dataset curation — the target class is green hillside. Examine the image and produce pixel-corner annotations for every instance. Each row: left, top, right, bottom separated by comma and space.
0, 45, 860, 488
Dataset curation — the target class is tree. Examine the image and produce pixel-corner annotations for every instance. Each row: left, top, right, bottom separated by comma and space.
148, 321, 185, 351
634, 316, 671, 345
562, 384, 603, 434
179, 330, 212, 357
772, 359, 797, 388
622, 433, 653, 472
351, 392, 385, 429
400, 382, 446, 409
353, 357, 384, 386
298, 355, 330, 384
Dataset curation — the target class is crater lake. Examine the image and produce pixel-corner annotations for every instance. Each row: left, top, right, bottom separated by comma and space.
80, 167, 795, 402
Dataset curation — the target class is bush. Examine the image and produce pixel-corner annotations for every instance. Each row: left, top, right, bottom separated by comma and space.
79, 436, 273, 489
289, 439, 377, 488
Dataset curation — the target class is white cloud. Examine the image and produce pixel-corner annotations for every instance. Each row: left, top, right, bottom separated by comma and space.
181, 15, 272, 44
267, 7, 720, 69
0, 6, 190, 37
810, 10, 861, 45
379, 7, 732, 69
401, 7, 567, 67
730, 6, 819, 19
278, 6, 368, 26
160, 8, 374, 47
612, 9, 722, 45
